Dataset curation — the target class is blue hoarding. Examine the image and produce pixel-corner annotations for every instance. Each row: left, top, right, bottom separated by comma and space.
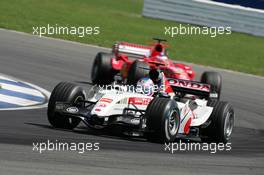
212, 0, 264, 10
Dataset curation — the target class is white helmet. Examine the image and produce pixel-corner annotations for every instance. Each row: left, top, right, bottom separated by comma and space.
136, 78, 154, 96
157, 52, 168, 62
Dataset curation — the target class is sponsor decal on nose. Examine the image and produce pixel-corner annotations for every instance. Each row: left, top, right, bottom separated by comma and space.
99, 98, 113, 103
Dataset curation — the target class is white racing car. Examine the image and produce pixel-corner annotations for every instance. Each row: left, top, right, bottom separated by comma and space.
47, 71, 234, 143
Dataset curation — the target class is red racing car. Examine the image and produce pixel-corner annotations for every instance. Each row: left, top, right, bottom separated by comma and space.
91, 38, 195, 85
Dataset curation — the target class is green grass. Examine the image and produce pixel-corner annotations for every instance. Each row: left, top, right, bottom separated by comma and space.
0, 0, 263, 75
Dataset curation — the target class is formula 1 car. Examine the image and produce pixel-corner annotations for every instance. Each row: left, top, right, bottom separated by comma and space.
47, 71, 234, 143
91, 38, 195, 85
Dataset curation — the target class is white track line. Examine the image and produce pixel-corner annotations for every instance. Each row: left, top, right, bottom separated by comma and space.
0, 28, 110, 51
0, 75, 18, 82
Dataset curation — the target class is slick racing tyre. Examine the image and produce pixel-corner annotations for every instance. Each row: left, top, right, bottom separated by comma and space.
200, 101, 234, 143
146, 98, 180, 143
91, 52, 116, 85
47, 82, 85, 129
201, 71, 222, 99
127, 60, 149, 85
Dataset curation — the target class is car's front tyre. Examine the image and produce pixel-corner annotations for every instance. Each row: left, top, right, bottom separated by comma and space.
127, 60, 149, 85
91, 52, 116, 85
47, 82, 85, 129
146, 98, 180, 143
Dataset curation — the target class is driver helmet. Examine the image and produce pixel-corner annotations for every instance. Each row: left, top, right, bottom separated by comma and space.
156, 52, 168, 62
136, 77, 154, 96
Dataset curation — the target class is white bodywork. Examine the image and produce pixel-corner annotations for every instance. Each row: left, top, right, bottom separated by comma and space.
87, 85, 213, 134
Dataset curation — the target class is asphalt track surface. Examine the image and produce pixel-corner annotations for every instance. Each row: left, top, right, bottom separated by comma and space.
0, 29, 263, 175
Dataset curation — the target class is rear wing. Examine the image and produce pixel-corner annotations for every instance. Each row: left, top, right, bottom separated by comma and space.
112, 42, 152, 59
167, 78, 217, 98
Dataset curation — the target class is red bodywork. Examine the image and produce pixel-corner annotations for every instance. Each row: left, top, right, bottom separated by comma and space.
110, 41, 195, 80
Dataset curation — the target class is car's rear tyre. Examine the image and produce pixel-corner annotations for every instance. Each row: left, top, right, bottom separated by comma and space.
200, 101, 234, 143
47, 82, 85, 129
146, 98, 180, 143
201, 71, 222, 99
91, 52, 116, 85
127, 60, 149, 85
